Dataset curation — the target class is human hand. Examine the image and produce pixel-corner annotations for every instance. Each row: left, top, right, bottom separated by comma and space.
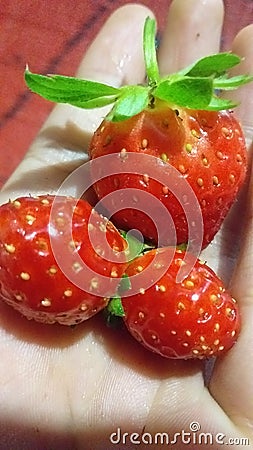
0, 1, 253, 449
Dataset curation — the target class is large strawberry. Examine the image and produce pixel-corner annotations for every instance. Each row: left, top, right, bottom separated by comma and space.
113, 247, 240, 359
0, 195, 127, 325
88, 105, 247, 248
25, 18, 252, 249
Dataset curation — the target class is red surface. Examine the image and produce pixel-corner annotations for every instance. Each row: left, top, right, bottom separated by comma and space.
1, 0, 253, 188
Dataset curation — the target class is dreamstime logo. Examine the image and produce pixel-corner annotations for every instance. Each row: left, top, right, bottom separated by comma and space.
49, 152, 204, 296
109, 422, 251, 446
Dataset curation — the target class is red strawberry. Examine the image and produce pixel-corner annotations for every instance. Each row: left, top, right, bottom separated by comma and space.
119, 248, 240, 359
0, 195, 127, 325
89, 104, 247, 248
24, 18, 251, 249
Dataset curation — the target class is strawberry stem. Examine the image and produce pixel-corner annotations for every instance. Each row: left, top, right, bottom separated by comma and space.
143, 17, 160, 87
103, 295, 125, 329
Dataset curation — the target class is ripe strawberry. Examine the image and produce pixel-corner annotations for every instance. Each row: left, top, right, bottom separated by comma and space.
25, 18, 252, 249
119, 248, 240, 359
89, 104, 247, 248
0, 195, 127, 325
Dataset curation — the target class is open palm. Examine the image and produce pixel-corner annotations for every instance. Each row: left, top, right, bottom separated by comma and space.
0, 1, 253, 449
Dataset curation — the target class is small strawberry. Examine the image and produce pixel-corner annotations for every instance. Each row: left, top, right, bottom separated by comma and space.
0, 195, 127, 325
25, 18, 252, 249
116, 248, 240, 359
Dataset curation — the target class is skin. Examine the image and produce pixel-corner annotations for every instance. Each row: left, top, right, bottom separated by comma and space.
0, 1, 253, 448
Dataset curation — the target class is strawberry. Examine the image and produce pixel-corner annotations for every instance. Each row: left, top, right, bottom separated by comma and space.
25, 18, 252, 249
88, 104, 247, 248
0, 195, 127, 325
118, 248, 240, 359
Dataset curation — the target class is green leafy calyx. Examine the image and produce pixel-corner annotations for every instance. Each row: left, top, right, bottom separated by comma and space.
24, 18, 253, 121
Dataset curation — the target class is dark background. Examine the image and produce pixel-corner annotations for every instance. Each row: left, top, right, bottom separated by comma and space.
1, 0, 253, 188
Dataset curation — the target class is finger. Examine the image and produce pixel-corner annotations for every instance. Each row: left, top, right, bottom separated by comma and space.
200, 27, 253, 281
209, 163, 253, 431
158, 0, 224, 75
0, 5, 152, 204
208, 28, 253, 431
222, 24, 253, 142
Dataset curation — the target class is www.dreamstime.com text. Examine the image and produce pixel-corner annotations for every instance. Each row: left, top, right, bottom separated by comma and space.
109, 422, 251, 446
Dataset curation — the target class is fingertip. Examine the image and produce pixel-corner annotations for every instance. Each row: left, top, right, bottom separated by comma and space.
227, 24, 253, 129
77, 3, 154, 86
158, 0, 224, 74
232, 23, 253, 55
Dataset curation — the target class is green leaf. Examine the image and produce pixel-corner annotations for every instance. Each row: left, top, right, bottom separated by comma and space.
205, 95, 238, 111
143, 17, 160, 85
25, 68, 120, 107
213, 74, 253, 90
24, 26, 253, 119
180, 53, 241, 77
68, 96, 118, 109
107, 85, 149, 121
154, 76, 213, 109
